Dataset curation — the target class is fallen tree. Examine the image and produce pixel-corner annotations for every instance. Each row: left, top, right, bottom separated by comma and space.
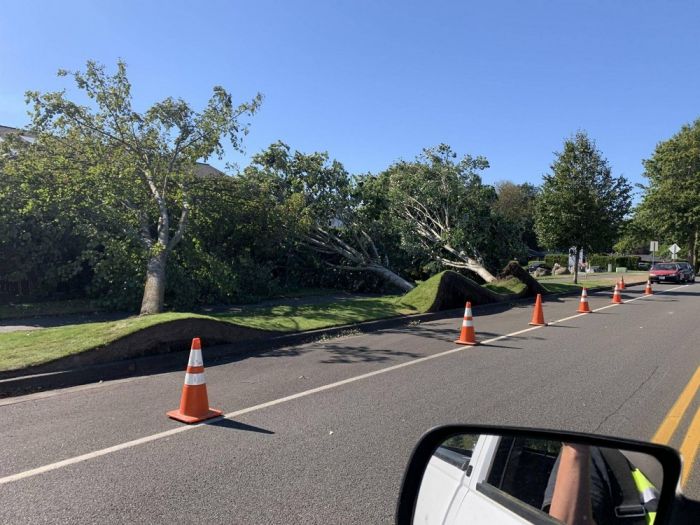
380, 145, 507, 283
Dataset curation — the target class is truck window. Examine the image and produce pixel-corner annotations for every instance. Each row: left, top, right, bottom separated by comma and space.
433, 434, 478, 470
486, 437, 561, 509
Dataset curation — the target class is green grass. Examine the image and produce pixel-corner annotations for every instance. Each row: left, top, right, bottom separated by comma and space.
0, 312, 212, 372
0, 296, 420, 372
540, 274, 649, 293
0, 299, 104, 320
484, 277, 526, 295
540, 282, 582, 293
4, 270, 648, 372
216, 295, 417, 332
398, 272, 445, 312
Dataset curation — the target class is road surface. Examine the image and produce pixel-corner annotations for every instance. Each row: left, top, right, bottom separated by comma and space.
1, 283, 698, 523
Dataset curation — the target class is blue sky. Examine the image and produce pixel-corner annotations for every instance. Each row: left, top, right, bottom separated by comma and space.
1, 1, 698, 197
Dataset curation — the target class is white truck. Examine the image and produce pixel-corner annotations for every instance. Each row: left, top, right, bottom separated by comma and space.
414, 434, 561, 524
414, 433, 661, 525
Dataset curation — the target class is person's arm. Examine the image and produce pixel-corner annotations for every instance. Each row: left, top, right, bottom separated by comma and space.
549, 444, 596, 525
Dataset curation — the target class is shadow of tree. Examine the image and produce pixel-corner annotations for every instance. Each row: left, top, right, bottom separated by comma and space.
317, 343, 422, 364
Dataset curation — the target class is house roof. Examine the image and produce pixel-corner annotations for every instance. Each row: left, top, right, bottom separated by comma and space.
0, 125, 35, 142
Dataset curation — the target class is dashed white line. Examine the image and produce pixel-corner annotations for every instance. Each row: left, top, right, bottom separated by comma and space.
0, 282, 689, 485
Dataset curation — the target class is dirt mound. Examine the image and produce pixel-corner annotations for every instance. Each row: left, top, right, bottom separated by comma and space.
5, 318, 277, 377
498, 261, 548, 297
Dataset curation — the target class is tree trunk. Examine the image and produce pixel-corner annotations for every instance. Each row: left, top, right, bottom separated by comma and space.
366, 264, 415, 292
440, 244, 497, 283
471, 264, 497, 283
140, 249, 168, 315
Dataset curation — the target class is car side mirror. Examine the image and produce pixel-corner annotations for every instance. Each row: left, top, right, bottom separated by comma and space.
396, 425, 684, 525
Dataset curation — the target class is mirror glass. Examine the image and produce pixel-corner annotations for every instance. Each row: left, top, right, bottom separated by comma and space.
414, 432, 663, 525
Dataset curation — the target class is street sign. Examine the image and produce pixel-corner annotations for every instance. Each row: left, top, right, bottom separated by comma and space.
669, 243, 680, 260
650, 240, 659, 252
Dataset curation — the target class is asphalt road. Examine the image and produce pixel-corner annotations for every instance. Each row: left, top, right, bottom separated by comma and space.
1, 283, 699, 523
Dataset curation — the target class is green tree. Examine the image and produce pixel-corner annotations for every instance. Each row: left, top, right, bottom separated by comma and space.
0, 132, 95, 298
535, 131, 632, 283
26, 60, 262, 314
636, 118, 700, 268
380, 144, 510, 282
493, 181, 540, 251
244, 142, 415, 292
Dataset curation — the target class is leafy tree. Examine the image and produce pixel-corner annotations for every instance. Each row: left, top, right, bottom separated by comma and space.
244, 142, 415, 292
26, 60, 262, 314
493, 181, 540, 251
535, 131, 632, 283
0, 131, 98, 299
635, 118, 700, 268
380, 144, 504, 282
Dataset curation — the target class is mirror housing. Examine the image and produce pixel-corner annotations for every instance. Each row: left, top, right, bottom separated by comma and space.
396, 425, 682, 525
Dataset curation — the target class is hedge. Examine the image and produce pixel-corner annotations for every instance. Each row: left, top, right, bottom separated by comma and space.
544, 254, 568, 267
589, 255, 641, 270
538, 254, 641, 270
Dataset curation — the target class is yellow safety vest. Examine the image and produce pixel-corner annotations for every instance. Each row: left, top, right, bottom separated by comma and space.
631, 468, 659, 525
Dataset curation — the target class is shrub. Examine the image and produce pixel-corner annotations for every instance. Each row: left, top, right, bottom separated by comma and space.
544, 254, 568, 267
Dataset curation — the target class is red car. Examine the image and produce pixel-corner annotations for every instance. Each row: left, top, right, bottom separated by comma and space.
649, 262, 695, 283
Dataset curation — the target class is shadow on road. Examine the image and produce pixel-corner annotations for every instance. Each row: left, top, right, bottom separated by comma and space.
205, 418, 275, 434
317, 343, 422, 364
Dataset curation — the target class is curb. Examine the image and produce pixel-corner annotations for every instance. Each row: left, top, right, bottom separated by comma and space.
0, 282, 644, 398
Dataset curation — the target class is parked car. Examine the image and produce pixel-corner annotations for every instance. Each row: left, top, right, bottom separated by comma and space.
678, 261, 696, 282
649, 262, 695, 284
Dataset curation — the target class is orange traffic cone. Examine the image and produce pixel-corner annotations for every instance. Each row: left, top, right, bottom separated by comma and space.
644, 280, 653, 295
577, 287, 591, 313
167, 338, 222, 424
455, 302, 478, 345
619, 276, 625, 290
529, 294, 547, 326
612, 284, 623, 304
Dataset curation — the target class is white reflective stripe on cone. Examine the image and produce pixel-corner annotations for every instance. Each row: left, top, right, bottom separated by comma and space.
187, 349, 204, 367
184, 372, 206, 386
462, 319, 468, 327
465, 319, 474, 327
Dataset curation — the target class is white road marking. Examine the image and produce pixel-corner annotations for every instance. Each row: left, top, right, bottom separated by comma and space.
0, 283, 689, 485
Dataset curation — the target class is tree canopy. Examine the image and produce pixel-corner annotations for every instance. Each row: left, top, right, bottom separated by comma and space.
535, 131, 632, 282
378, 144, 517, 282
24, 60, 262, 313
635, 118, 700, 266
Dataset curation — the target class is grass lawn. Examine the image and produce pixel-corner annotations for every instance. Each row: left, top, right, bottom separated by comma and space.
0, 296, 418, 372
0, 270, 650, 373
398, 272, 444, 312
215, 295, 417, 332
484, 277, 526, 295
0, 313, 212, 372
538, 272, 649, 293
